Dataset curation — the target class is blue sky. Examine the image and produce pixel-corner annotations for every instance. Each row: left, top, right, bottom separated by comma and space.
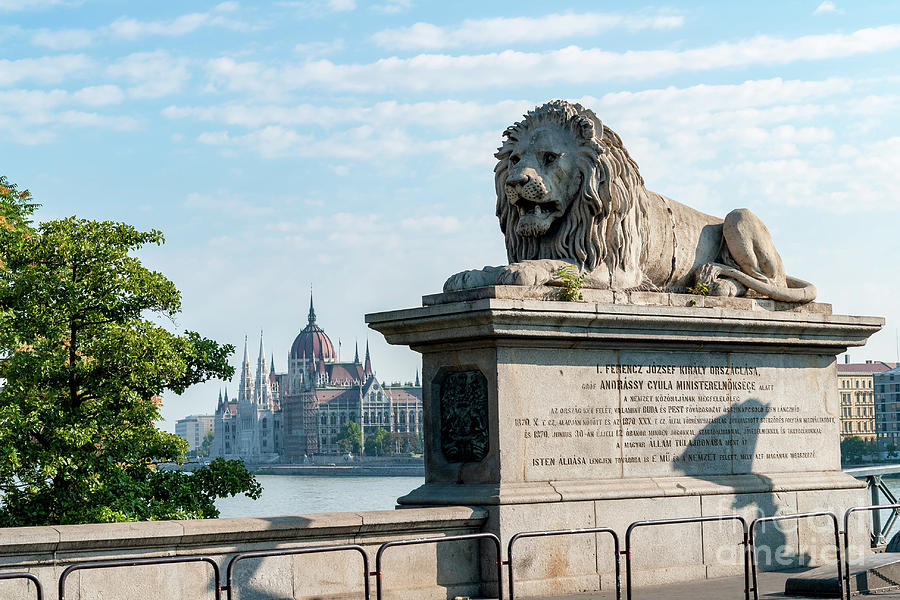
2, 0, 899, 431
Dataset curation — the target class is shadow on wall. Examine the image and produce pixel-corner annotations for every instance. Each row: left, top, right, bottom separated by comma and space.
674, 397, 811, 572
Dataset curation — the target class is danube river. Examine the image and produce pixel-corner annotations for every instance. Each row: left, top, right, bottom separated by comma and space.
214, 475, 424, 518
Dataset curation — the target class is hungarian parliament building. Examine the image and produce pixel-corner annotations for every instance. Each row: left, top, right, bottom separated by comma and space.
210, 296, 423, 462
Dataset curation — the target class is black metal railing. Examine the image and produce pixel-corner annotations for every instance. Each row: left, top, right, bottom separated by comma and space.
223, 543, 370, 600
374, 533, 502, 600
625, 514, 749, 600
842, 503, 900, 600
507, 527, 620, 600
58, 555, 221, 600
19, 501, 900, 599
0, 572, 43, 600
748, 511, 842, 600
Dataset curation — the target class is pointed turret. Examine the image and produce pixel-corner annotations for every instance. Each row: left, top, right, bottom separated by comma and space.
224, 387, 229, 403
354, 341, 360, 364
415, 370, 420, 387
364, 340, 372, 377
308, 290, 316, 325
255, 331, 273, 408
238, 335, 254, 404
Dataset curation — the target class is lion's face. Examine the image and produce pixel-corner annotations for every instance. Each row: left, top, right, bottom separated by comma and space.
504, 126, 584, 238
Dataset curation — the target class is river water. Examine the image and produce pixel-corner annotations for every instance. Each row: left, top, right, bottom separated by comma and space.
214, 475, 424, 518
215, 475, 900, 539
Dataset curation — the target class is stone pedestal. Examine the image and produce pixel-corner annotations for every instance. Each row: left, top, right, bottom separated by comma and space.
367, 287, 883, 596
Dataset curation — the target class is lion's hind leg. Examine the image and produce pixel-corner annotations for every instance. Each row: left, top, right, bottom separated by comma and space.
694, 262, 747, 298
722, 208, 787, 287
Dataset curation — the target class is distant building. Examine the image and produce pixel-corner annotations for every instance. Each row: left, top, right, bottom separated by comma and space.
876, 365, 900, 450
837, 358, 896, 443
175, 414, 215, 453
211, 335, 282, 462
211, 294, 422, 463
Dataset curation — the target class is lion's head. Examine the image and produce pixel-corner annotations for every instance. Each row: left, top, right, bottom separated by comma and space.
495, 100, 648, 274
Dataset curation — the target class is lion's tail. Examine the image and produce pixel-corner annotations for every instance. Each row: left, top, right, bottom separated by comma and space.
715, 266, 818, 303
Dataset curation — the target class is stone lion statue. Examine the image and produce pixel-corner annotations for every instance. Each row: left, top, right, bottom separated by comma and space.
444, 100, 816, 303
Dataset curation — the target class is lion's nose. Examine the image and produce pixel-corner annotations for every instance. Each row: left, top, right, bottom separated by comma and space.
506, 171, 530, 186
507, 167, 538, 186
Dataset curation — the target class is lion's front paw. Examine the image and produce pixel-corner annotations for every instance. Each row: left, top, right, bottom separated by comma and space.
497, 262, 554, 286
443, 269, 493, 292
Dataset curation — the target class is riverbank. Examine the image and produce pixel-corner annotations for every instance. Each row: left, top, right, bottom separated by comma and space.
169, 456, 425, 477
251, 464, 424, 476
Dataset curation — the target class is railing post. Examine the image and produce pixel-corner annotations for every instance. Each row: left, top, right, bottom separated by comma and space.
870, 475, 885, 545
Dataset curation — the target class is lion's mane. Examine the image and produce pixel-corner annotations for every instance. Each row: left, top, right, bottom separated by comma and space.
495, 101, 651, 278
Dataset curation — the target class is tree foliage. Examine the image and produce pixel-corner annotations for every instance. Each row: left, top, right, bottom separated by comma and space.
199, 431, 214, 458
840, 436, 875, 464
0, 176, 261, 526
336, 421, 361, 454
364, 427, 389, 456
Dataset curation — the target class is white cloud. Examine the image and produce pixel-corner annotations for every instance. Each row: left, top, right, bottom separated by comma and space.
216, 1, 239, 11
108, 51, 190, 98
0, 54, 92, 86
371, 0, 412, 14
279, 0, 355, 16
328, 0, 355, 10
401, 215, 461, 234
31, 28, 93, 49
0, 0, 63, 10
207, 25, 900, 94
53, 110, 138, 130
73, 84, 125, 106
372, 11, 684, 50
109, 11, 251, 39
0, 87, 138, 142
184, 192, 275, 217
163, 98, 530, 130
0, 88, 68, 111
726, 137, 900, 214
294, 38, 345, 58
814, 1, 842, 15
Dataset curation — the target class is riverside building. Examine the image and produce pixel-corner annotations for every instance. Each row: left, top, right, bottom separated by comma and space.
837, 359, 895, 442
211, 295, 422, 463
876, 365, 900, 450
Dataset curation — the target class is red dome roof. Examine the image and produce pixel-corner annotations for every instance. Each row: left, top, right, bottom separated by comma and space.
290, 322, 336, 362
290, 293, 336, 362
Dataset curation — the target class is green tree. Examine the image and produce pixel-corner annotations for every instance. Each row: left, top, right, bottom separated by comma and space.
840, 436, 867, 464
365, 427, 389, 456
409, 433, 424, 455
199, 430, 214, 458
887, 443, 898, 459
336, 421, 362, 454
0, 177, 261, 526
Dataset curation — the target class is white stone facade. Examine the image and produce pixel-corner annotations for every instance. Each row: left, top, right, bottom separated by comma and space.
211, 295, 422, 462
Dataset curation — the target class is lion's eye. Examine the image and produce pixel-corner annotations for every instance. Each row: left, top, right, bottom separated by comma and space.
509, 155, 521, 165
544, 153, 559, 165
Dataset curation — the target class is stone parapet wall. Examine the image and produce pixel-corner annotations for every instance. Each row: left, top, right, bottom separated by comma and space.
0, 506, 488, 600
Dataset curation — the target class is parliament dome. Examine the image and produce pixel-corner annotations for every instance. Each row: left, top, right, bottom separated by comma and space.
290, 295, 336, 362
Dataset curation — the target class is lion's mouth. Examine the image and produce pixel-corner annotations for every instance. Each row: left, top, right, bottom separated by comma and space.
514, 199, 562, 237
515, 199, 561, 218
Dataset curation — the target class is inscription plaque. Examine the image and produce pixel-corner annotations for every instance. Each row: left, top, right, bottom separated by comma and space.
507, 349, 837, 481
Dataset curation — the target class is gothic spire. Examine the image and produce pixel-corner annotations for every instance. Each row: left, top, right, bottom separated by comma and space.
364, 340, 372, 376
308, 288, 316, 325
415, 370, 420, 387
354, 340, 360, 364
238, 335, 254, 404
270, 353, 276, 374
255, 331, 272, 408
